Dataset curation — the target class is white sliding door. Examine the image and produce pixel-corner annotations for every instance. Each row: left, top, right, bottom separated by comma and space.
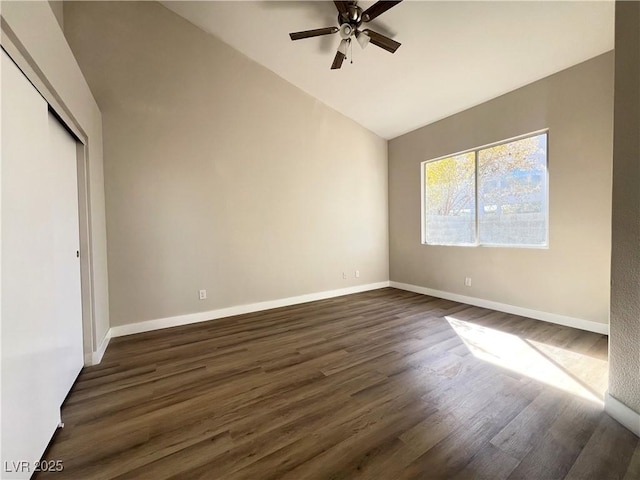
1, 50, 83, 479
49, 113, 83, 405
1, 49, 61, 479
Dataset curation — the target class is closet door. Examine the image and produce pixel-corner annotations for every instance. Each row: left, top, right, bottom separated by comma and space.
1, 50, 61, 478
49, 112, 83, 405
1, 50, 83, 478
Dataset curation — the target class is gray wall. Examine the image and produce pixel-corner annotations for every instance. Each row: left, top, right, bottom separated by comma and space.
389, 53, 614, 325
609, 1, 640, 415
63, 1, 389, 327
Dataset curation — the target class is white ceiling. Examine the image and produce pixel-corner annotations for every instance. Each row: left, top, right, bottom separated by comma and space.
161, 1, 614, 139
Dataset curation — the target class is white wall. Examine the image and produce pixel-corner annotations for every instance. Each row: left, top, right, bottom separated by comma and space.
389, 53, 614, 328
609, 1, 640, 418
63, 1, 389, 329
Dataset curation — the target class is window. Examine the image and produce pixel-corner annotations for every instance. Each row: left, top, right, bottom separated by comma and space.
423, 132, 548, 247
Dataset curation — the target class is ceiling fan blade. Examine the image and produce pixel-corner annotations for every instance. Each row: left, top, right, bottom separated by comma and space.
334, 1, 349, 15
289, 27, 339, 41
331, 51, 346, 70
331, 39, 349, 69
361, 29, 401, 53
362, 1, 403, 22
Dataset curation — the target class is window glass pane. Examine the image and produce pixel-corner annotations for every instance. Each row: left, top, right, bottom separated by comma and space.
477, 133, 547, 246
425, 152, 476, 245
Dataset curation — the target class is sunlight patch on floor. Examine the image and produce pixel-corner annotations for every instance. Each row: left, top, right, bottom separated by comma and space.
446, 316, 606, 404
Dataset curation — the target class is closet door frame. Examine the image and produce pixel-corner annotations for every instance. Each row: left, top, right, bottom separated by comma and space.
1, 39, 96, 365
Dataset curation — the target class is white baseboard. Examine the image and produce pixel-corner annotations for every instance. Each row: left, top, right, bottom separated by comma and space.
110, 282, 391, 338
605, 391, 640, 437
389, 281, 609, 335
85, 329, 111, 366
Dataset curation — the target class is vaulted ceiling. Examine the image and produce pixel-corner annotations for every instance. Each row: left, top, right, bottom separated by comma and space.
162, 1, 614, 139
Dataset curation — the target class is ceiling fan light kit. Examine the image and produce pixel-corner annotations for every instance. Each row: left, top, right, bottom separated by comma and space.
339, 23, 354, 39
338, 38, 350, 55
355, 30, 370, 49
288, 0, 403, 70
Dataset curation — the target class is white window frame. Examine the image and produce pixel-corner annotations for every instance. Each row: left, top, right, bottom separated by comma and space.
421, 130, 549, 249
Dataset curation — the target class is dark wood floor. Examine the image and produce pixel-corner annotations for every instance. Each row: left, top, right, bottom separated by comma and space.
41, 288, 639, 479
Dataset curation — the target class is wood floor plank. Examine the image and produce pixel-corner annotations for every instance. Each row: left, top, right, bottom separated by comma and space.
507, 397, 602, 479
398, 377, 540, 480
623, 443, 640, 480
36, 288, 636, 480
273, 399, 435, 480
564, 415, 640, 480
451, 443, 520, 480
490, 388, 570, 460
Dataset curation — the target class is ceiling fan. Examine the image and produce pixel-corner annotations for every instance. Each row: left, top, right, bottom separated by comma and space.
289, 1, 403, 70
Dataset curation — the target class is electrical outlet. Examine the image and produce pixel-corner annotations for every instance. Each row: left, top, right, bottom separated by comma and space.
199, 289, 207, 300
465, 277, 472, 287
355, 270, 360, 278
342, 272, 347, 280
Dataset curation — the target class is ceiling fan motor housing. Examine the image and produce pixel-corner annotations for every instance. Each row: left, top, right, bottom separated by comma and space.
338, 3, 364, 29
